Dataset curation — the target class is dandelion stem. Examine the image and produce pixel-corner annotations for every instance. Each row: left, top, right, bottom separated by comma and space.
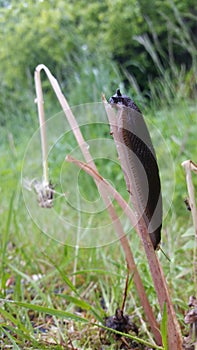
34, 67, 49, 186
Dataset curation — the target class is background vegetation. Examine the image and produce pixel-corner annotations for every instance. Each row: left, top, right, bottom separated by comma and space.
0, 0, 197, 348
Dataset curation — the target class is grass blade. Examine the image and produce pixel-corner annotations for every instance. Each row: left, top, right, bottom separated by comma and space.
161, 302, 168, 350
56, 294, 91, 310
56, 294, 103, 323
1, 192, 15, 293
1, 300, 89, 323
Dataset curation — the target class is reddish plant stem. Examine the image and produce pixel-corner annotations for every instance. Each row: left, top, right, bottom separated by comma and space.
104, 98, 182, 349
34, 65, 161, 344
67, 155, 162, 344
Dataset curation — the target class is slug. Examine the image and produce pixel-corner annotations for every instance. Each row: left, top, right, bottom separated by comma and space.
109, 89, 162, 250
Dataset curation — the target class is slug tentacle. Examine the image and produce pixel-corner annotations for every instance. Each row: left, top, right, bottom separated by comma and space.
109, 89, 162, 250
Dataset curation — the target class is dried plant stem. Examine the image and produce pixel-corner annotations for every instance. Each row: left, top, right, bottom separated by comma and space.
121, 270, 129, 313
66, 155, 161, 344
34, 67, 49, 185
103, 98, 182, 349
34, 64, 161, 344
182, 160, 197, 291
137, 218, 182, 349
35, 64, 92, 166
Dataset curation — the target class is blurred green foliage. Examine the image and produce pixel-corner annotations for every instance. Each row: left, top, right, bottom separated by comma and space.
0, 0, 197, 136
1, 0, 196, 90
0, 0, 80, 87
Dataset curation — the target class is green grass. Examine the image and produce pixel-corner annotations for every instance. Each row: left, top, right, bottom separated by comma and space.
0, 78, 197, 349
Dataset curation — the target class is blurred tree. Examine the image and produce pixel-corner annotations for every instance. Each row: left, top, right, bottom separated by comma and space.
0, 0, 196, 93
0, 0, 81, 88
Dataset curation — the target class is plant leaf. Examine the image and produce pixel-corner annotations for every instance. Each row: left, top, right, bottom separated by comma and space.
1, 300, 88, 323
57, 294, 91, 310
161, 302, 168, 350
57, 294, 103, 323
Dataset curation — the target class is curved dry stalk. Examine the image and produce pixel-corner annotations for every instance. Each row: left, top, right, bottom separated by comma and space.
34, 66, 48, 185
182, 160, 197, 291
35, 64, 94, 168
103, 96, 182, 349
66, 155, 161, 344
34, 65, 161, 344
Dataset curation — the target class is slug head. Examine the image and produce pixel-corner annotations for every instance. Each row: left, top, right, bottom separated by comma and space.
109, 89, 141, 113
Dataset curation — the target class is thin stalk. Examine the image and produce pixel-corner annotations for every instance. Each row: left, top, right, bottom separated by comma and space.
72, 193, 81, 288
103, 97, 182, 349
182, 160, 197, 291
121, 270, 129, 313
66, 155, 161, 344
33, 64, 161, 344
34, 68, 49, 186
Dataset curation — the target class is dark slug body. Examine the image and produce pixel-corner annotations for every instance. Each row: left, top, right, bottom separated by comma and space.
109, 89, 162, 249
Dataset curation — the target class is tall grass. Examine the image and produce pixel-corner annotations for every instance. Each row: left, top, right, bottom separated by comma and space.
133, 2, 197, 108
